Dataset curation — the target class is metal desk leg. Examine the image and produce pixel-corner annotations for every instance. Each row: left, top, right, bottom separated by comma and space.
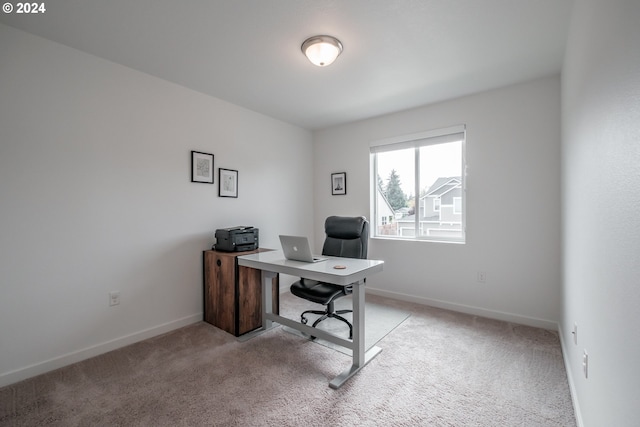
353, 278, 365, 365
261, 270, 276, 331
329, 279, 382, 389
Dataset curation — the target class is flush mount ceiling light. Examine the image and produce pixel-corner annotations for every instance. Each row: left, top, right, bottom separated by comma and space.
301, 35, 343, 67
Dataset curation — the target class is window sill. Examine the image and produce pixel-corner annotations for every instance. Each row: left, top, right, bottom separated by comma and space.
371, 236, 465, 245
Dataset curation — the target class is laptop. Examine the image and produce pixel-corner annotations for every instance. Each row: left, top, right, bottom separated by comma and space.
279, 235, 327, 263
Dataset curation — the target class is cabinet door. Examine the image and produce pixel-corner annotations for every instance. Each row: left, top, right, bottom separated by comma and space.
204, 252, 236, 334
237, 266, 279, 335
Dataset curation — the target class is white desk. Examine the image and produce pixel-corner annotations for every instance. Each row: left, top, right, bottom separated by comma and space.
237, 250, 384, 389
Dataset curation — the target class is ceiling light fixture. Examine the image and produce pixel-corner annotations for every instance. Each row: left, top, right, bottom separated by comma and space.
301, 35, 343, 67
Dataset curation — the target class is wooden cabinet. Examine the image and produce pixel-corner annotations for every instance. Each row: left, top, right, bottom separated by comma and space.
203, 249, 279, 336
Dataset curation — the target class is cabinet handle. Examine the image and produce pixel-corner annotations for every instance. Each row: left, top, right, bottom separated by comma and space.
216, 259, 222, 267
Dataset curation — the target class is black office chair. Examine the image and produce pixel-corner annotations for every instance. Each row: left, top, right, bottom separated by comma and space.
289, 216, 369, 339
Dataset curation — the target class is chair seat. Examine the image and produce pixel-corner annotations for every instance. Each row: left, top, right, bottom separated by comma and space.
290, 278, 351, 305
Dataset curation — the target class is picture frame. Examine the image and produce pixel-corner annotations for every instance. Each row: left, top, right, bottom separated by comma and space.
331, 172, 347, 195
219, 168, 238, 198
191, 151, 214, 184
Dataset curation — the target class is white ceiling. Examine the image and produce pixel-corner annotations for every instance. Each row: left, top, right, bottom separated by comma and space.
0, 0, 574, 130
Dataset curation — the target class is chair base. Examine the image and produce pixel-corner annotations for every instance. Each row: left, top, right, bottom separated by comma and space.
300, 302, 353, 339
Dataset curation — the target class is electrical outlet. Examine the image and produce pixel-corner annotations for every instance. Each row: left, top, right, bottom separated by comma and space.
572, 322, 578, 345
109, 291, 121, 307
477, 271, 486, 283
582, 350, 588, 379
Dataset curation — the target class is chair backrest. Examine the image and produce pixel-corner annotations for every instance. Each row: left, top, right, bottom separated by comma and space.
321, 216, 369, 259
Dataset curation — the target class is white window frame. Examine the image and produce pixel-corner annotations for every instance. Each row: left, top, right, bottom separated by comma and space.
370, 125, 466, 244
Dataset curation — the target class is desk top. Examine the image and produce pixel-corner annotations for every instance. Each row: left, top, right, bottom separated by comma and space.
237, 250, 383, 286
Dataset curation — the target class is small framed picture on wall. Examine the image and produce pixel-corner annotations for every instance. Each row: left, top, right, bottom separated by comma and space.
331, 172, 346, 195
191, 151, 214, 184
219, 168, 238, 198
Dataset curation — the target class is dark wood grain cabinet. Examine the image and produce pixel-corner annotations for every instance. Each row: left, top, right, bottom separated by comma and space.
203, 249, 279, 336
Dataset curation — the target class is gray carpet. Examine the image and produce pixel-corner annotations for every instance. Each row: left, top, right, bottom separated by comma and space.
279, 294, 410, 355
0, 293, 576, 426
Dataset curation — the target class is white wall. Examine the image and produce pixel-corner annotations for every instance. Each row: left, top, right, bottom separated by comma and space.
561, 0, 640, 425
0, 24, 313, 386
313, 76, 562, 328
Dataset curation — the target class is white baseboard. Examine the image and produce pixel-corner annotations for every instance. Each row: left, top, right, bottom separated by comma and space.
366, 287, 559, 331
557, 324, 584, 427
0, 313, 202, 388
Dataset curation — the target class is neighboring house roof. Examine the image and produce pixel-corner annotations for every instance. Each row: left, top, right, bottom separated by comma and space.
377, 185, 395, 215
397, 213, 439, 224
422, 177, 461, 199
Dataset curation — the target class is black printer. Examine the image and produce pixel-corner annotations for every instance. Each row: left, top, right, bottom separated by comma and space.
214, 226, 259, 252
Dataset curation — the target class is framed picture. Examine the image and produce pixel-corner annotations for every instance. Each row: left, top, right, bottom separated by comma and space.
219, 168, 238, 198
191, 151, 214, 184
331, 172, 347, 195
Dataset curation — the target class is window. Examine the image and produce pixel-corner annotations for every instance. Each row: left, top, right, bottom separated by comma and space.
370, 125, 466, 243
453, 197, 462, 215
